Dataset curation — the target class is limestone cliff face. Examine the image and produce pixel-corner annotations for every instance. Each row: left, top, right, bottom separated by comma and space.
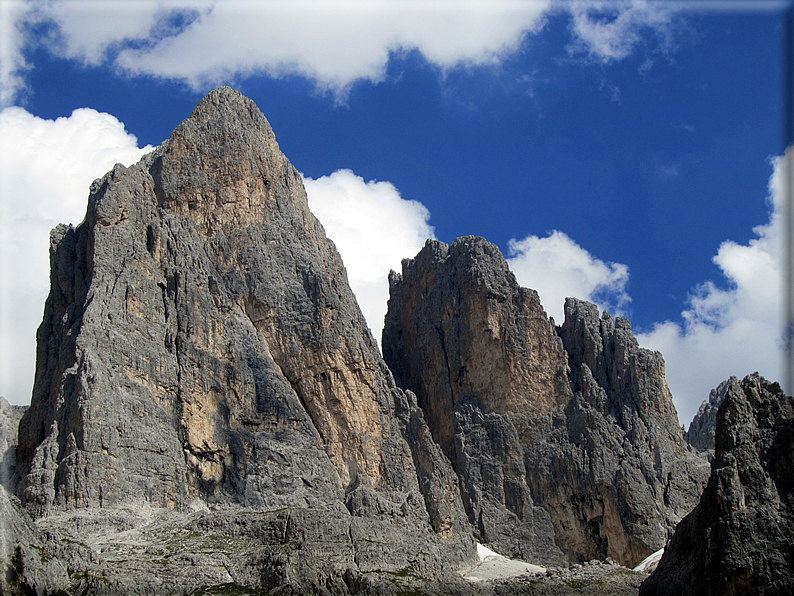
538, 298, 708, 565
12, 87, 473, 591
641, 375, 794, 596
383, 237, 570, 565
383, 237, 709, 567
383, 237, 571, 458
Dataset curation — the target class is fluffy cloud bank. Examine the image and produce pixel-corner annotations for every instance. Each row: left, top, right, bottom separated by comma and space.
506, 230, 631, 323
1, 0, 693, 105
304, 169, 435, 341
637, 149, 789, 425
0, 106, 151, 404
4, 0, 550, 102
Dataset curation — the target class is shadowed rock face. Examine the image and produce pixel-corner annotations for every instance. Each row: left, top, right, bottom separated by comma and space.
383, 237, 709, 568
0, 397, 26, 490
640, 375, 794, 596
9, 87, 474, 593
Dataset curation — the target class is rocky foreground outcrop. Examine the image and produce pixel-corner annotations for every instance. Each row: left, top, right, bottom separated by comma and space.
640, 374, 794, 596
383, 237, 710, 568
5, 86, 475, 594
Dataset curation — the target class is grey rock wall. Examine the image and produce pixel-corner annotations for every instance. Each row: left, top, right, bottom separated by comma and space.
640, 375, 794, 596
9, 87, 475, 593
383, 237, 710, 568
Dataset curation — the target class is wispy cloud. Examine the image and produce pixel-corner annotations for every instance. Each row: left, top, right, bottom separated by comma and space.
655, 161, 680, 179
0, 0, 30, 106
565, 0, 680, 63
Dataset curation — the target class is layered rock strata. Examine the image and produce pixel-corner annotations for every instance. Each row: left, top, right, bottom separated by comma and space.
9, 87, 474, 593
383, 237, 709, 568
640, 375, 794, 596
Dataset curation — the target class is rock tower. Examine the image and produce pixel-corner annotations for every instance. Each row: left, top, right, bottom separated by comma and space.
10, 87, 474, 593
383, 237, 710, 567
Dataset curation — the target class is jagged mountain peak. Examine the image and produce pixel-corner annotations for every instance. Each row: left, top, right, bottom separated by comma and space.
4, 86, 786, 594
9, 87, 475, 593
383, 235, 710, 567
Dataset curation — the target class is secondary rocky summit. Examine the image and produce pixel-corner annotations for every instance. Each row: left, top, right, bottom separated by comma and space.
7, 87, 474, 594
383, 237, 710, 568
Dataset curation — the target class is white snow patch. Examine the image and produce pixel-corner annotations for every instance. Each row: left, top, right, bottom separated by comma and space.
465, 543, 546, 582
476, 543, 503, 562
633, 548, 664, 573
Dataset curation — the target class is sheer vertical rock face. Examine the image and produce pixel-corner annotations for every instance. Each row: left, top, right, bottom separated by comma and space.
383, 237, 570, 566
383, 237, 709, 567
543, 298, 708, 565
641, 375, 794, 596
383, 237, 571, 459
12, 88, 473, 578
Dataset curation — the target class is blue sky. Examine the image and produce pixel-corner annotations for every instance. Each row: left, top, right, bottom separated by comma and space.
0, 0, 791, 425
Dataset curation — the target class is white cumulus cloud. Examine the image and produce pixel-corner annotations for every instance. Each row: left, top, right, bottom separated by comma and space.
1, 0, 697, 104
0, 0, 30, 106
637, 148, 790, 426
0, 106, 151, 405
115, 0, 552, 95
0, 0, 550, 101
303, 169, 435, 341
506, 230, 631, 323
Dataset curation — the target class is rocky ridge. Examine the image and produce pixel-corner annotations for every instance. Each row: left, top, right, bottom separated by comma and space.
4, 87, 475, 594
383, 237, 710, 568
640, 374, 794, 596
